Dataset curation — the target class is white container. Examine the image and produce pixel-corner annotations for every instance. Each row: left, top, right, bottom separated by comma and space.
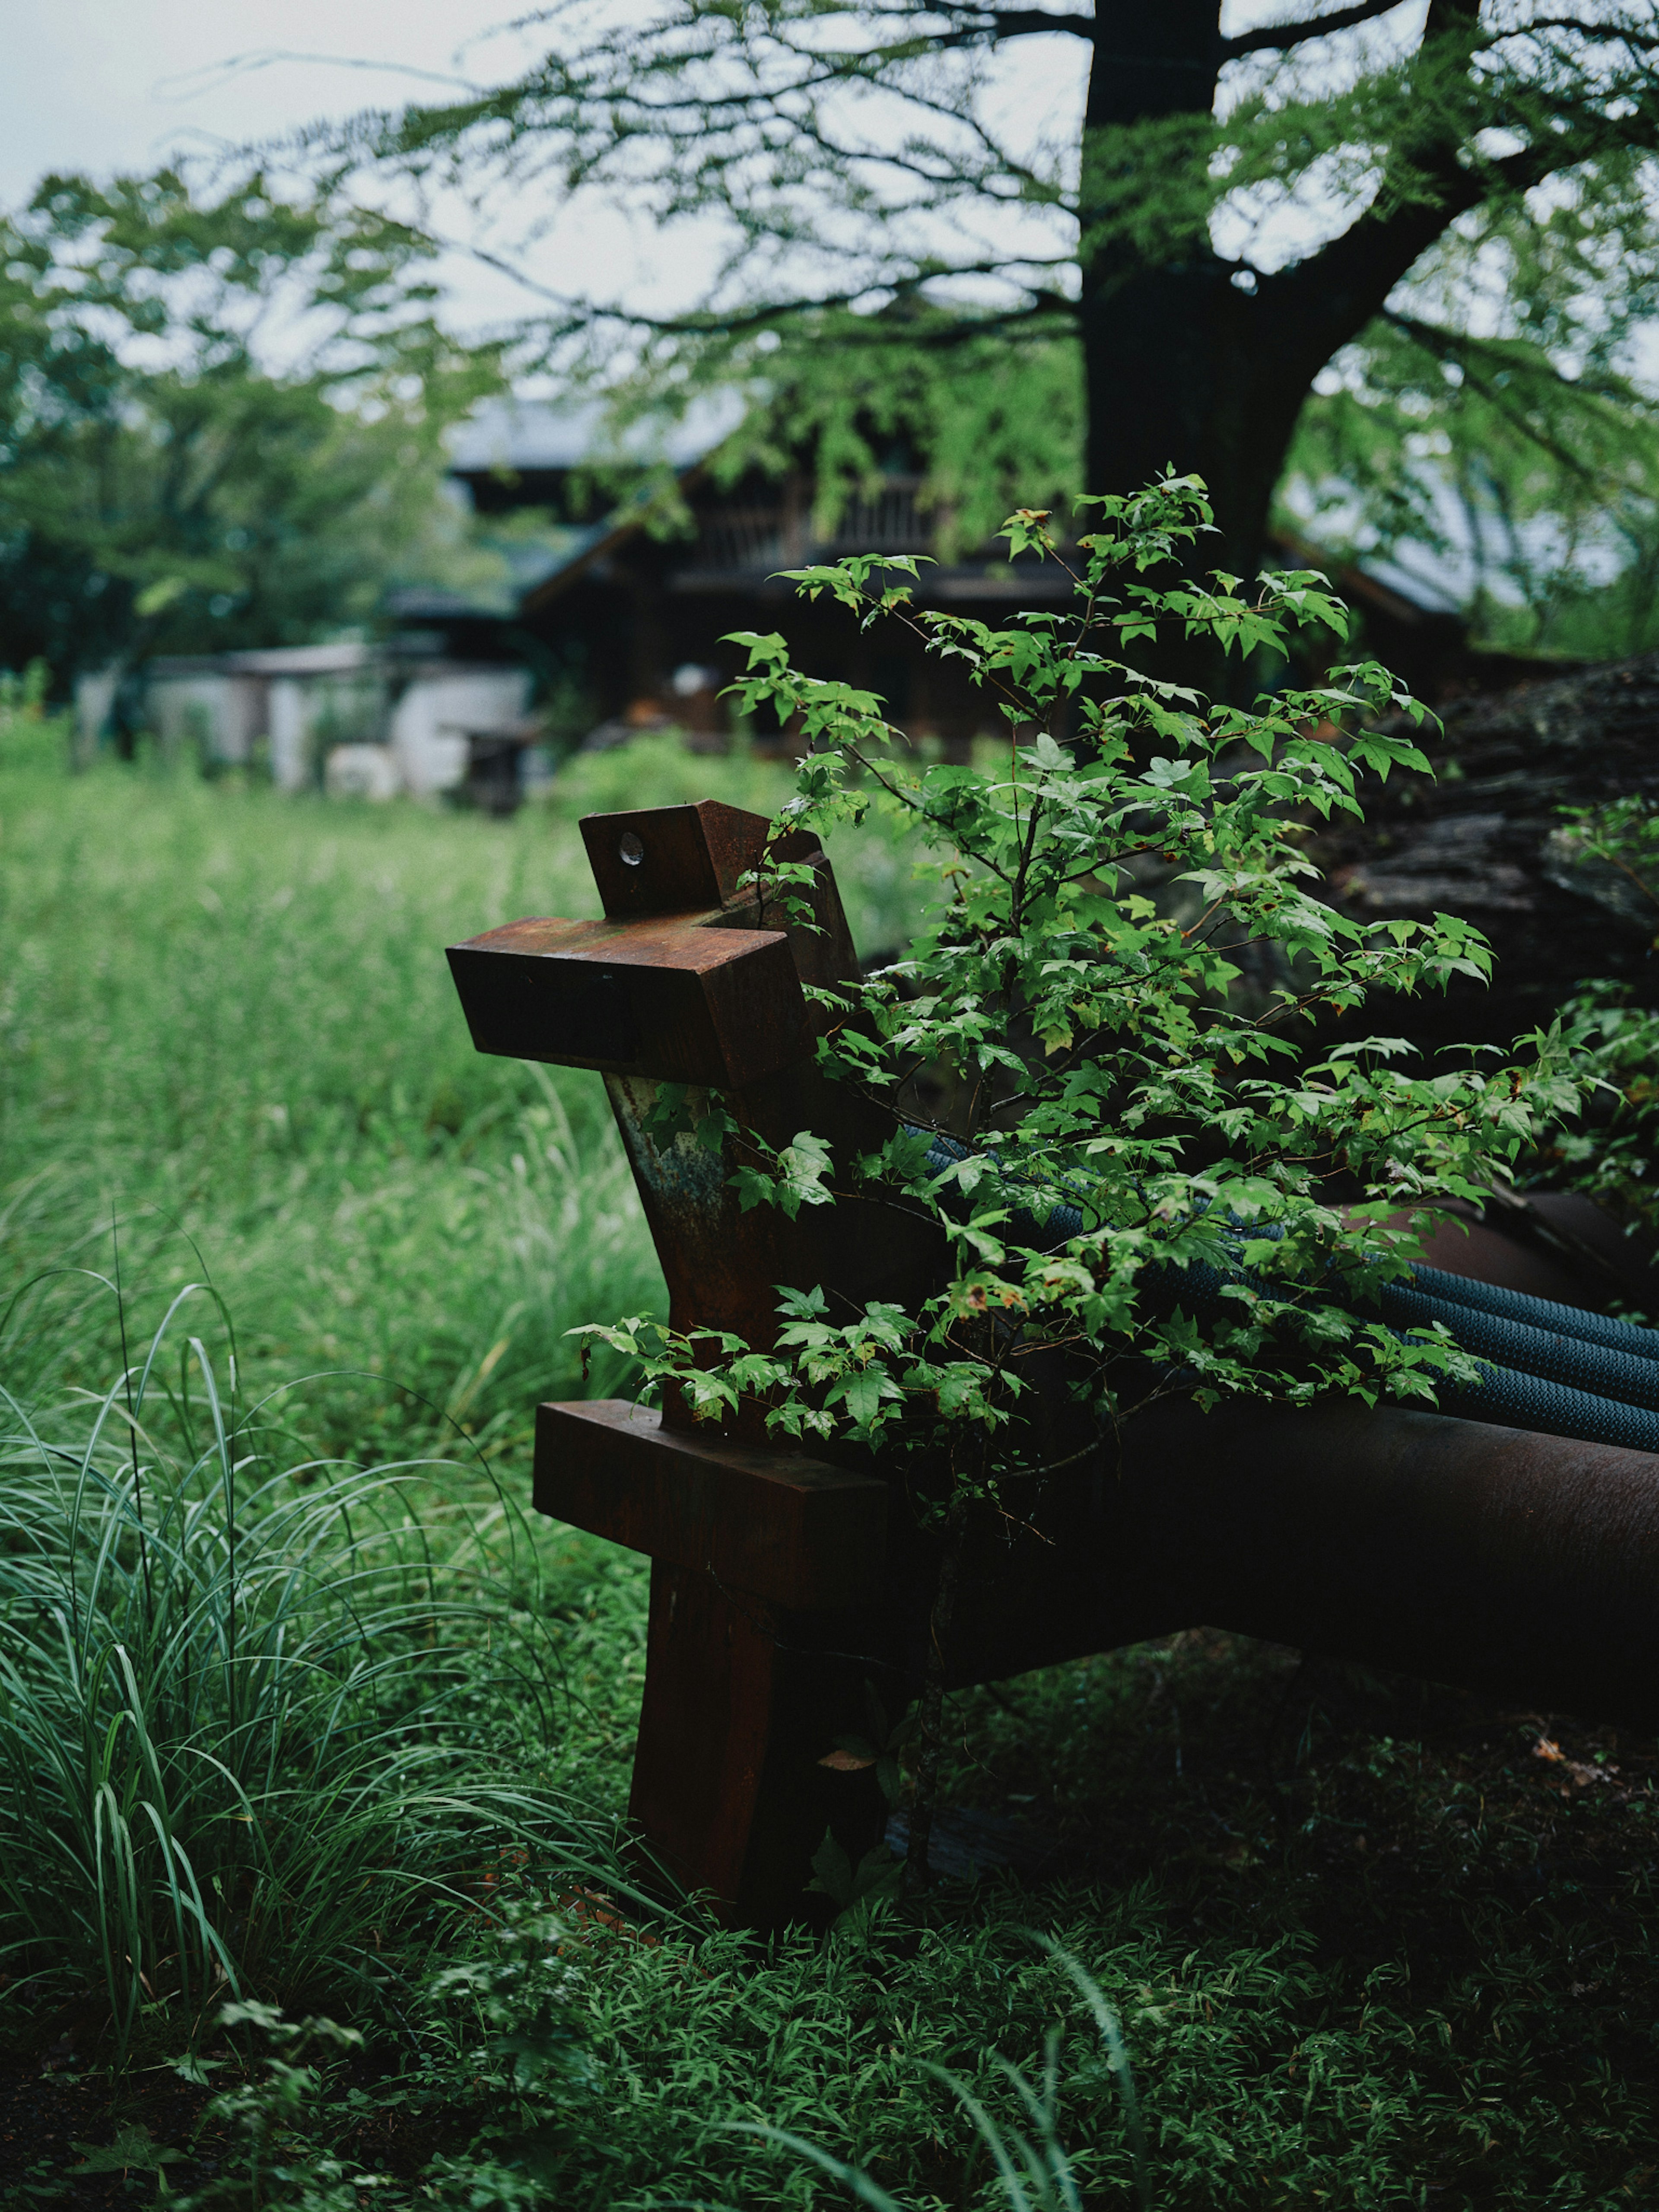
324, 744, 401, 801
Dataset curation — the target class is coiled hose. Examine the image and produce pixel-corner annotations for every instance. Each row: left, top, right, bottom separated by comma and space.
916, 1131, 1659, 1454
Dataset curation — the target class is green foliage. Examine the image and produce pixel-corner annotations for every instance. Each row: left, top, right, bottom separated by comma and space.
67, 1738, 1659, 2212
580, 478, 1586, 1502
1548, 980, 1659, 1249
172, 1909, 602, 2206
1534, 795, 1659, 1246
1561, 792, 1659, 931
0, 662, 60, 770
345, 2, 1659, 343
7, 645, 1659, 2207
732, 1940, 1148, 2212
0, 167, 503, 678
317, 1, 1659, 617
1284, 231, 1659, 660
0, 706, 920, 1476
0, 1292, 631, 2057
176, 2005, 369, 2210
612, 317, 1087, 560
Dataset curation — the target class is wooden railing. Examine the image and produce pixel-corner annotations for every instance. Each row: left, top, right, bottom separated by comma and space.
685, 475, 940, 574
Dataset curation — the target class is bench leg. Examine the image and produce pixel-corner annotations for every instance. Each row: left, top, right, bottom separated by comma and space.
628, 1560, 888, 1926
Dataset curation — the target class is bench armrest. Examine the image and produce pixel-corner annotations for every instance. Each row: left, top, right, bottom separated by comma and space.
534, 1399, 888, 1610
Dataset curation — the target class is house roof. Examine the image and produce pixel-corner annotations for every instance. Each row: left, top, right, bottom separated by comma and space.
149, 643, 380, 678
435, 394, 1514, 636
385, 524, 606, 622
446, 393, 745, 477
419, 393, 750, 619
146, 643, 512, 681
1267, 529, 1467, 632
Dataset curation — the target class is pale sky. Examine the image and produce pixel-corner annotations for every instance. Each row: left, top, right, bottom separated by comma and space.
0, 1, 635, 333
0, 2, 537, 200
0, 1, 1399, 346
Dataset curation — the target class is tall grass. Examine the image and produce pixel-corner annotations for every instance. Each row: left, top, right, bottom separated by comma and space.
0, 728, 921, 1472
743, 1940, 1150, 2212
0, 717, 917, 2063
0, 1284, 635, 2058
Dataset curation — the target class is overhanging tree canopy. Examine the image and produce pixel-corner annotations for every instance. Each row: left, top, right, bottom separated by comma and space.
334, 1, 1659, 583
0, 171, 503, 680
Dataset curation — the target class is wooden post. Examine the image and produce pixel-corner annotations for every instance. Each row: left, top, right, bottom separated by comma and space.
533, 1400, 897, 1924
450, 808, 933, 1916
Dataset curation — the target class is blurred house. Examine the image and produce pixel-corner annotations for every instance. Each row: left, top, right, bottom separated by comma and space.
403, 397, 1077, 751
134, 644, 535, 805
105, 399, 1580, 796
1265, 528, 1583, 704
394, 397, 1578, 753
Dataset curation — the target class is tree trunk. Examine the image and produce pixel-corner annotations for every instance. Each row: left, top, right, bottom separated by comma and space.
1078, 4, 1483, 585
1080, 8, 1257, 576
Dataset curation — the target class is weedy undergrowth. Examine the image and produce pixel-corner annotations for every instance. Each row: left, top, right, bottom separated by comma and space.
1542, 794, 1659, 1250
0, 718, 921, 1472
0, 1279, 635, 2059
733, 1936, 1150, 2212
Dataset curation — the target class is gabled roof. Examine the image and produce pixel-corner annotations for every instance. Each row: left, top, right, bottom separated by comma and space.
436, 395, 1518, 634
446, 393, 745, 478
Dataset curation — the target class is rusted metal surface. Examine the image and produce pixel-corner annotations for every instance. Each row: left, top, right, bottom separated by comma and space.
576, 799, 865, 1022
536, 1388, 1659, 1733
448, 798, 943, 1423
582, 799, 792, 918
536, 1384, 1659, 1920
1409, 1210, 1597, 1304
601, 1062, 941, 1418
627, 1560, 887, 1923
447, 915, 808, 1088
535, 1399, 887, 1611
1404, 1190, 1659, 1310
556, 1387, 1659, 1928
931, 1397, 1659, 1729
448, 792, 1659, 1927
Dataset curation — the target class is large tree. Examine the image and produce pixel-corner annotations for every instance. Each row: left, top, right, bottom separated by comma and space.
341, 1, 1659, 578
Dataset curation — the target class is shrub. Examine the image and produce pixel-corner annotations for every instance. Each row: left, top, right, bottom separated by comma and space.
0, 1284, 631, 2059
585, 476, 1584, 1506
576, 474, 1592, 1879
1544, 796, 1659, 1246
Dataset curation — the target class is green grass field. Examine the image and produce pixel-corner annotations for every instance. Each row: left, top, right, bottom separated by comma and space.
5, 723, 1659, 2209
0, 729, 919, 1468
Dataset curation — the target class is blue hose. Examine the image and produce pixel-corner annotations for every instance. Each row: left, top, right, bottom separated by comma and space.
1409, 1264, 1659, 1364
1376, 1280, 1659, 1415
1433, 1364, 1659, 1455
914, 1129, 1659, 1453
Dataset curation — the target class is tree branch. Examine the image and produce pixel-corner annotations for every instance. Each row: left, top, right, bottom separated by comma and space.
925, 4, 1097, 44
1381, 307, 1629, 486
1496, 14, 1659, 52
1222, 0, 1414, 60
1246, 0, 1657, 381
465, 207, 1077, 337
1254, 55, 1487, 378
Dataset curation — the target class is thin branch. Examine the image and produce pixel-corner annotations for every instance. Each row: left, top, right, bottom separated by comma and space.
785, 83, 1056, 198
509, 268, 1073, 341
1381, 308, 1626, 487
925, 5, 1096, 43
1222, 0, 1415, 60
1497, 15, 1658, 53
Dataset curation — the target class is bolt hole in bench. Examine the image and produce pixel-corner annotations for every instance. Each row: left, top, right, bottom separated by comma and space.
448, 801, 1659, 1926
